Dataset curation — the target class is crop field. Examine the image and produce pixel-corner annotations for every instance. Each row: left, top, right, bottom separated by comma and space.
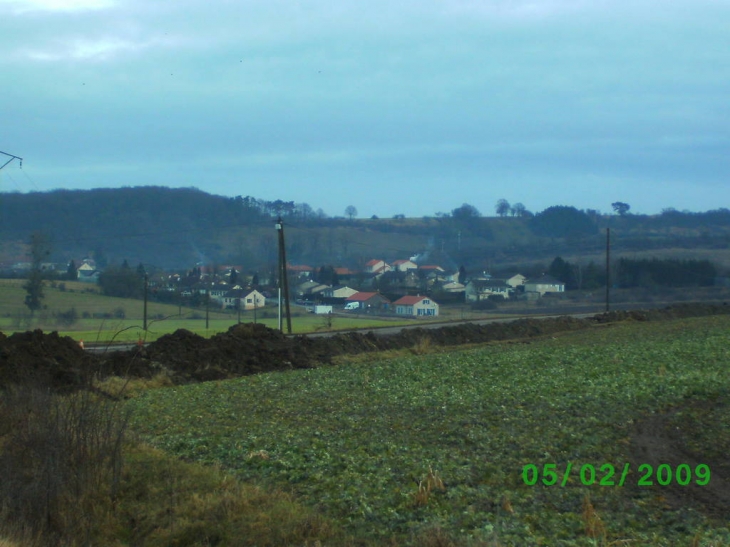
127, 315, 730, 546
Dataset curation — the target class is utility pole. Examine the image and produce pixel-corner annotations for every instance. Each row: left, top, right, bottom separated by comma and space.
605, 228, 610, 313
143, 272, 148, 331
275, 217, 292, 333
206, 289, 210, 330
0, 150, 22, 170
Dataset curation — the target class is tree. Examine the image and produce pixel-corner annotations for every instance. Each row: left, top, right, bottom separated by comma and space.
24, 232, 51, 315
511, 202, 527, 217
458, 265, 467, 285
495, 199, 510, 217
451, 203, 481, 220
612, 202, 631, 216
229, 268, 238, 286
345, 205, 358, 220
529, 206, 598, 238
66, 259, 78, 281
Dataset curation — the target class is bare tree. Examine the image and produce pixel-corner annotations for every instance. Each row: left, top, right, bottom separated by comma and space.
345, 205, 358, 220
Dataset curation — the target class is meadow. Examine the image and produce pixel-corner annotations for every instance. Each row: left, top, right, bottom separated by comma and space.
126, 315, 730, 546
0, 279, 414, 342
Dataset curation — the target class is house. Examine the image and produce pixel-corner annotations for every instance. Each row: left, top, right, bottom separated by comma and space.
344, 291, 391, 311
506, 274, 527, 288
295, 281, 330, 298
440, 281, 465, 293
364, 259, 391, 275
240, 289, 266, 310
222, 289, 266, 310
393, 295, 439, 317
287, 264, 314, 278
391, 259, 418, 272
523, 275, 565, 296
333, 267, 356, 281
323, 285, 359, 299
465, 279, 513, 302
76, 262, 99, 283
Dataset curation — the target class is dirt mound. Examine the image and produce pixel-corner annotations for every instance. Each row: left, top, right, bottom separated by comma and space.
110, 323, 320, 383
3, 302, 730, 390
0, 329, 97, 391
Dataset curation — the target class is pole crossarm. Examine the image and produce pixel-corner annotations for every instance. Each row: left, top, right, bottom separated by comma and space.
0, 150, 23, 170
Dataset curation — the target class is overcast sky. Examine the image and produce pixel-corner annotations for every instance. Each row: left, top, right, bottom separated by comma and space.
1, 0, 728, 218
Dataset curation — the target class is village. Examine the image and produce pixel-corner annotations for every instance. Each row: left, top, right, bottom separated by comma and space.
18, 255, 566, 319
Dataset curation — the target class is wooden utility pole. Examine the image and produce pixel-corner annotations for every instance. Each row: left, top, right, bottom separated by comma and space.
605, 228, 610, 313
276, 217, 292, 333
206, 289, 210, 330
143, 272, 148, 330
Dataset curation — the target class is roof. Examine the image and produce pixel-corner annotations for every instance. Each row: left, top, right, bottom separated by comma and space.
418, 265, 444, 270
346, 291, 390, 302
525, 275, 564, 285
365, 259, 383, 267
334, 267, 355, 275
287, 264, 314, 272
469, 279, 511, 288
393, 295, 436, 306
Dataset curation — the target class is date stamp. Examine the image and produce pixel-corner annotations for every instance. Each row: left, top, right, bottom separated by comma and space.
522, 463, 710, 487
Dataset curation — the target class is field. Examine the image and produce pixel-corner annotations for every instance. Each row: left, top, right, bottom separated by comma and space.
0, 280, 418, 342
126, 315, 730, 545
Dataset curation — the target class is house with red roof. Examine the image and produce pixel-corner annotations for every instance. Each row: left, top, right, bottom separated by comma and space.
364, 259, 391, 275
344, 291, 391, 311
393, 295, 440, 317
391, 259, 418, 272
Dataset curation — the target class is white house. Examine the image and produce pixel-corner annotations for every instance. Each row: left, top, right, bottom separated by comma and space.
506, 274, 527, 288
393, 295, 439, 317
523, 275, 565, 296
323, 285, 359, 299
391, 259, 418, 272
364, 259, 391, 275
465, 279, 513, 302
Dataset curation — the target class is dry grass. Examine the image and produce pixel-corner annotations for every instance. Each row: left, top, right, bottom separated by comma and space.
412, 467, 446, 507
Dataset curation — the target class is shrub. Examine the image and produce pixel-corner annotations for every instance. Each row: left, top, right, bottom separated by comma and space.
0, 385, 129, 545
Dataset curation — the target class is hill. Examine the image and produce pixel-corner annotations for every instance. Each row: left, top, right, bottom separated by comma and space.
1, 187, 729, 274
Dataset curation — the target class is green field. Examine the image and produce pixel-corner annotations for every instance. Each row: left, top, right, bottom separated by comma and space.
0, 280, 415, 342
126, 315, 730, 545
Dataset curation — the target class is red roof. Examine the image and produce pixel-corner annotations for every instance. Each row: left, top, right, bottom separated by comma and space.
334, 267, 355, 275
287, 264, 313, 272
346, 291, 390, 302
418, 265, 443, 270
365, 259, 382, 267
393, 295, 430, 305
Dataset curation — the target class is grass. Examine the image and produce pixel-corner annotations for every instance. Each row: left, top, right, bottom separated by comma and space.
126, 315, 730, 545
0, 280, 419, 342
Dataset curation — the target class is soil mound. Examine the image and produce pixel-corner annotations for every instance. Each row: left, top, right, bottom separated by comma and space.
0, 329, 96, 391
2, 302, 729, 390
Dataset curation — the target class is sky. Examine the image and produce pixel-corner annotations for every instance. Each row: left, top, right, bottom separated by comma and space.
1, 0, 729, 218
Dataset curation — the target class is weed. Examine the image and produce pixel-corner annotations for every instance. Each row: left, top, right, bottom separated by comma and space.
412, 467, 445, 506
411, 336, 433, 355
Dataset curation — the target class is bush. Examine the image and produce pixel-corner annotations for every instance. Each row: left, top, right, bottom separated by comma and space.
0, 385, 129, 545
55, 307, 78, 326
470, 299, 497, 311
